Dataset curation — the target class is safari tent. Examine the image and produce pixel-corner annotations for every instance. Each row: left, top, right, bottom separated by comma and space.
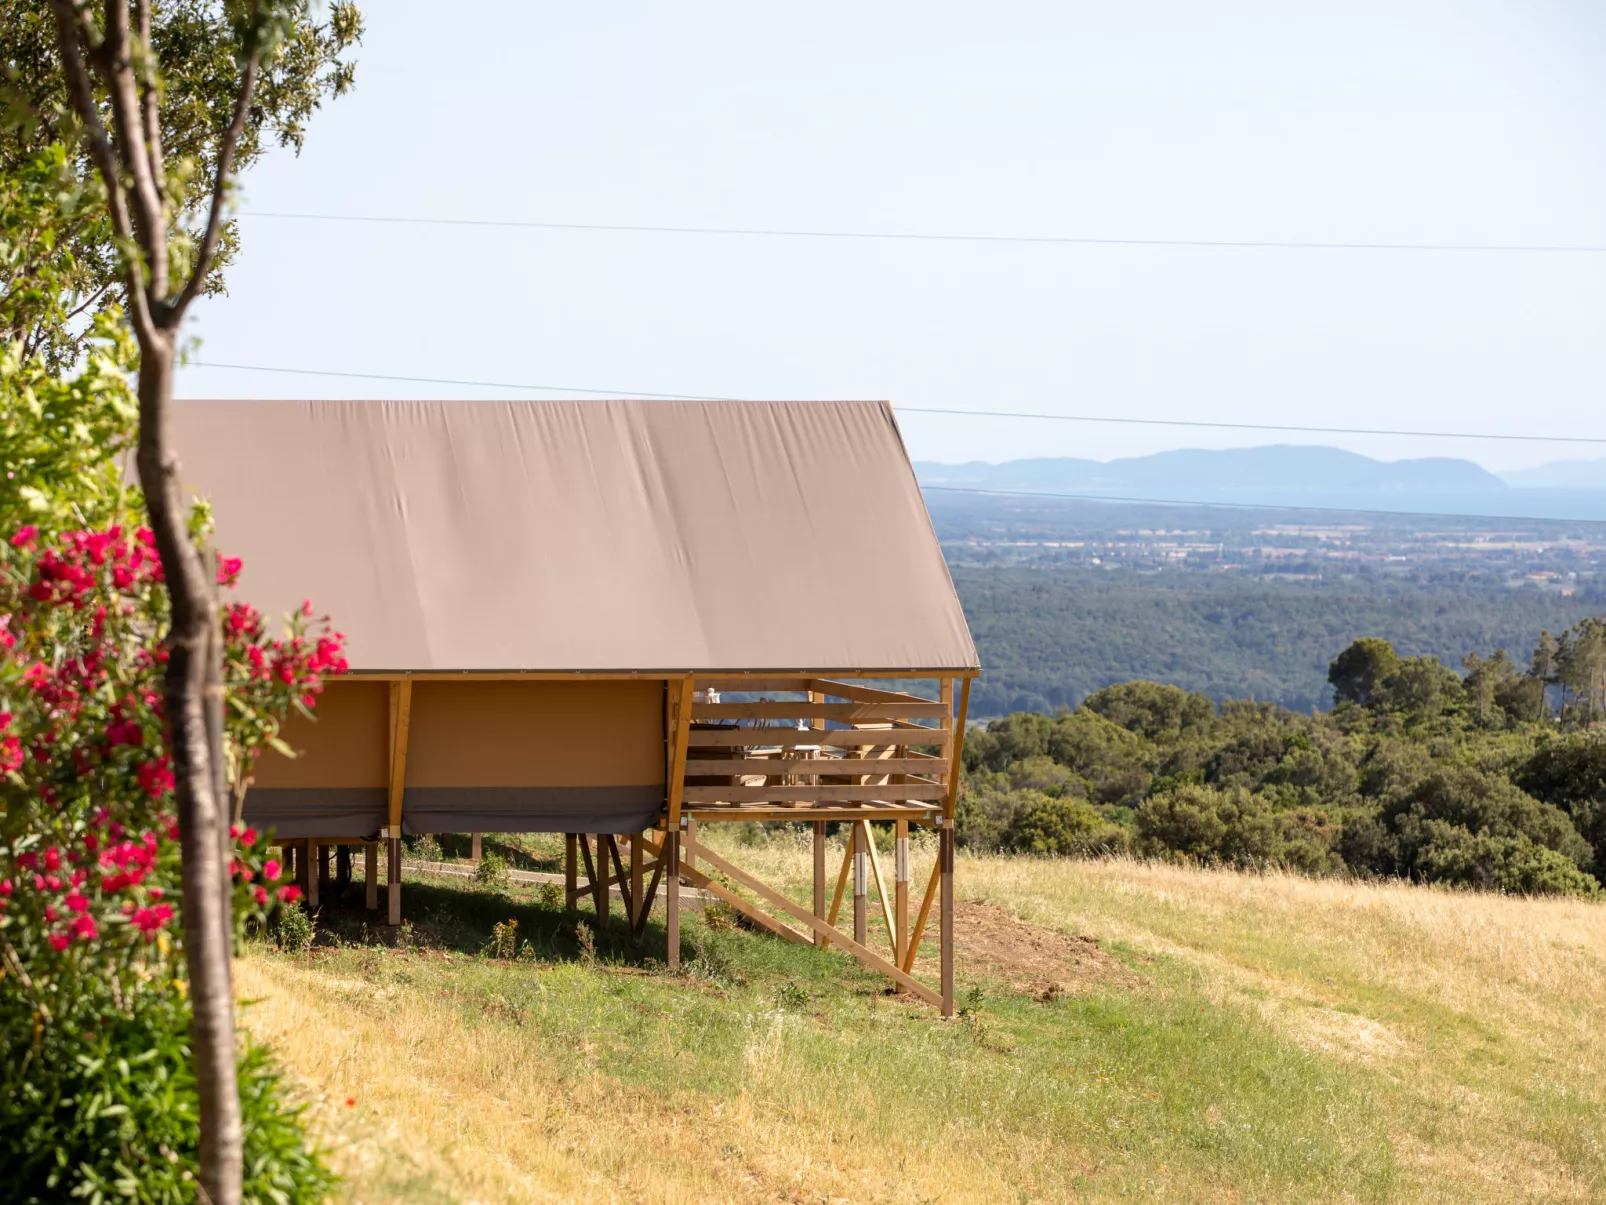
176, 398, 979, 1010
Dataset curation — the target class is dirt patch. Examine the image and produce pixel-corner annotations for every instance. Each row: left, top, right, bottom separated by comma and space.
949, 901, 1139, 996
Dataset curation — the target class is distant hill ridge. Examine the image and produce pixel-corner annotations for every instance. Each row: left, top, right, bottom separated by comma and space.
915, 444, 1507, 496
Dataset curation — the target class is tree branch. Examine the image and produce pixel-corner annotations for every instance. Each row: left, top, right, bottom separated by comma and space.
169, 11, 263, 321
95, 0, 169, 305
46, 0, 158, 346
135, 0, 167, 212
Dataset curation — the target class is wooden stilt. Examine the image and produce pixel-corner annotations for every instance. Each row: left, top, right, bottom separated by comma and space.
387, 836, 401, 926
564, 833, 577, 913
336, 844, 351, 895
862, 820, 897, 953
940, 821, 955, 1017
894, 819, 910, 973
306, 841, 320, 909
630, 832, 645, 930
605, 835, 632, 921
471, 832, 482, 862
852, 820, 867, 946
812, 821, 827, 948
364, 842, 378, 911
821, 836, 854, 951
590, 835, 608, 924
684, 816, 697, 874
665, 830, 681, 971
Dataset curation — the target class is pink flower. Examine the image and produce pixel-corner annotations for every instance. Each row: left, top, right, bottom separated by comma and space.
216, 556, 243, 586
130, 903, 173, 938
43, 847, 61, 872
64, 891, 89, 915
137, 758, 174, 799
263, 858, 282, 882
240, 827, 258, 846
254, 886, 269, 906
277, 885, 302, 904
69, 914, 98, 942
10, 525, 37, 549
47, 933, 69, 952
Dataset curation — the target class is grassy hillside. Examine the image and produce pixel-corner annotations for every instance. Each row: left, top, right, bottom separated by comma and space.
240, 834, 1606, 1203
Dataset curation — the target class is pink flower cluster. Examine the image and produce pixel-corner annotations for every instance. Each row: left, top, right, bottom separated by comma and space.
23, 525, 161, 609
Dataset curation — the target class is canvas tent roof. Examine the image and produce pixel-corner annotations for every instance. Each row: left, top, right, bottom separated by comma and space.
173, 399, 978, 674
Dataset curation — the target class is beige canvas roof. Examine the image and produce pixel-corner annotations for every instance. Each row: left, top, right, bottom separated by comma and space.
173, 399, 978, 674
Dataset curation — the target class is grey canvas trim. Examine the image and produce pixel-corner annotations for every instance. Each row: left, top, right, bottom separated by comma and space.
401, 785, 664, 835
243, 787, 387, 839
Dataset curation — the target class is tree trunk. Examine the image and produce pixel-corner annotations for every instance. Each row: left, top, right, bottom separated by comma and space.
135, 333, 243, 1205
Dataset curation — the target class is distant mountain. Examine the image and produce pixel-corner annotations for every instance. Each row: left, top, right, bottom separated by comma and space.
1500, 458, 1606, 489
915, 445, 1508, 499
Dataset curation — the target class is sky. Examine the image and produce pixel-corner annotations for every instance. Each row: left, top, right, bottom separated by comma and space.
176, 0, 1606, 472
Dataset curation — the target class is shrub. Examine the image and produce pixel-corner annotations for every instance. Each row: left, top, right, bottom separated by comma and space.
475, 850, 511, 890
275, 902, 315, 955
488, 917, 519, 959
407, 833, 443, 863
536, 880, 564, 910
1004, 795, 1129, 857
1413, 822, 1598, 896
1135, 785, 1280, 867
0, 991, 335, 1203
0, 524, 345, 1190
956, 786, 1039, 851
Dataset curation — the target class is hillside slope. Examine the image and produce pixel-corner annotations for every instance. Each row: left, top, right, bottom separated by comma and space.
239, 841, 1606, 1203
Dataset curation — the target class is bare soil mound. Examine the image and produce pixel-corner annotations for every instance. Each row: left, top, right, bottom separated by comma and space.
950, 901, 1139, 996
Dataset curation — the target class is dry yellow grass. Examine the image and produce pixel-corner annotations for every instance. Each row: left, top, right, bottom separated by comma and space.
239, 843, 1606, 1203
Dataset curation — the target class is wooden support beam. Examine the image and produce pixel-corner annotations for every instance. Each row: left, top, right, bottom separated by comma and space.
305, 839, 319, 910
812, 821, 827, 949
682, 783, 946, 804
564, 834, 577, 913
693, 701, 948, 722
683, 757, 948, 776
581, 834, 607, 924
664, 831, 681, 971
902, 853, 942, 974
605, 835, 632, 922
684, 805, 936, 823
364, 842, 378, 911
684, 816, 697, 875
940, 821, 956, 1017
894, 819, 909, 971
686, 727, 949, 750
852, 821, 868, 946
809, 679, 937, 705
632, 854, 663, 941
822, 835, 853, 951
629, 832, 645, 929
386, 678, 412, 927
470, 832, 482, 862
386, 837, 401, 927
947, 677, 971, 821
566, 859, 660, 903
678, 835, 942, 1008
861, 820, 897, 955
666, 679, 695, 828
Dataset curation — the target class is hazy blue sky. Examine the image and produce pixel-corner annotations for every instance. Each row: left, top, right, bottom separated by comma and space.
177, 0, 1606, 471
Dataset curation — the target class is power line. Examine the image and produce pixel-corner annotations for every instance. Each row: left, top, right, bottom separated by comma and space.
187, 361, 1606, 446
920, 484, 1606, 526
242, 210, 1606, 255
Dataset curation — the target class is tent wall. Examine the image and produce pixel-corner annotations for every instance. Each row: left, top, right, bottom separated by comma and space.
245, 679, 390, 837
243, 678, 666, 838
401, 679, 664, 834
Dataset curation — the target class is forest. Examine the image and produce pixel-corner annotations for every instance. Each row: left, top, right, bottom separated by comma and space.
957, 615, 1606, 896
953, 564, 1600, 716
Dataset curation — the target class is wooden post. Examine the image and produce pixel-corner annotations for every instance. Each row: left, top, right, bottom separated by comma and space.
317, 844, 331, 895
364, 842, 378, 911
471, 832, 482, 862
940, 820, 955, 1017
305, 840, 320, 909
630, 831, 645, 930
684, 816, 697, 875
336, 844, 352, 894
812, 820, 827, 948
387, 678, 412, 927
894, 819, 910, 972
590, 835, 608, 925
665, 829, 681, 971
564, 833, 577, 912
853, 819, 868, 946
665, 678, 694, 829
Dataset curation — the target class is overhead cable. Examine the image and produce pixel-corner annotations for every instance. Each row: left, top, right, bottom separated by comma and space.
186, 361, 1606, 446
241, 210, 1606, 254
